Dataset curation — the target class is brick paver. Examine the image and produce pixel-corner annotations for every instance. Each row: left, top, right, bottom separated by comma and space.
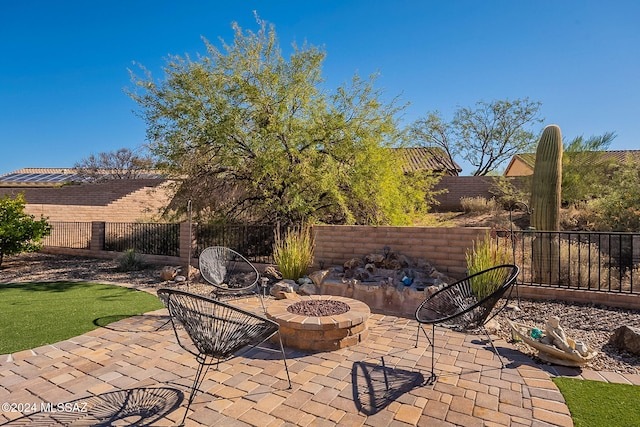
2, 291, 626, 426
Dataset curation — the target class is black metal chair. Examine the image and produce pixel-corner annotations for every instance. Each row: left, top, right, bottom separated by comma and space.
415, 264, 519, 384
157, 288, 291, 426
198, 246, 265, 310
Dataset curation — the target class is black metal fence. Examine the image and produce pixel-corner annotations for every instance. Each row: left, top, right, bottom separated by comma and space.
195, 223, 278, 263
43, 221, 91, 249
495, 230, 640, 294
104, 223, 180, 257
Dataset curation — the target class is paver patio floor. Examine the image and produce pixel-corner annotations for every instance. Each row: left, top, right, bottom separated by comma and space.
0, 294, 585, 426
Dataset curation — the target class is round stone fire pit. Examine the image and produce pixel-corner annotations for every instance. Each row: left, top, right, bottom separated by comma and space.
266, 295, 370, 351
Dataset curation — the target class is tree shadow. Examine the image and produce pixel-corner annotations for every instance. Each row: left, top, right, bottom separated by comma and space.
0, 281, 96, 293
0, 387, 183, 426
92, 314, 170, 333
352, 358, 425, 416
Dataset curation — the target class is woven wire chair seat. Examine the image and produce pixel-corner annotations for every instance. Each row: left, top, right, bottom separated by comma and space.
157, 288, 291, 425
198, 246, 264, 308
415, 264, 519, 383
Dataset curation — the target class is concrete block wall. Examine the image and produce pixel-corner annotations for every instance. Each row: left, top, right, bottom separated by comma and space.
432, 176, 528, 211
0, 179, 173, 222
312, 225, 490, 278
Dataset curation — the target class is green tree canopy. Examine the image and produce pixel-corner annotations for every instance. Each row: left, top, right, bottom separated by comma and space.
128, 17, 436, 225
0, 193, 51, 267
411, 98, 543, 176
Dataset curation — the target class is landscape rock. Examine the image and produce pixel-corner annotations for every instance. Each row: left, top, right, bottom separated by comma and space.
298, 276, 313, 285
298, 282, 318, 296
344, 258, 363, 270
609, 325, 640, 355
263, 265, 282, 281
160, 266, 179, 281
364, 253, 385, 265
270, 280, 298, 298
309, 269, 329, 287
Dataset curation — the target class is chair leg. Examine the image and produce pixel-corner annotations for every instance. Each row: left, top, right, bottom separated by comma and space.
415, 323, 437, 385
180, 356, 212, 426
258, 292, 267, 313
276, 334, 292, 388
154, 316, 172, 331
481, 326, 506, 368
415, 323, 431, 348
426, 324, 437, 384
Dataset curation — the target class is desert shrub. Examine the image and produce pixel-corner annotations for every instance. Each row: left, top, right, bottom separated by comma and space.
466, 232, 512, 299
460, 196, 501, 215
273, 224, 314, 280
116, 249, 148, 272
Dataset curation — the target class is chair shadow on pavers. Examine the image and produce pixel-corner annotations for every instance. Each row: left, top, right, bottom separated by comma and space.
93, 313, 172, 333
0, 387, 183, 426
352, 358, 425, 416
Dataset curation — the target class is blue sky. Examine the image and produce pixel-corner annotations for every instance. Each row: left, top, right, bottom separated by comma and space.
1, 0, 638, 176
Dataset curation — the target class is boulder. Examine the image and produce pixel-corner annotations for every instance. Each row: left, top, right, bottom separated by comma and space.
609, 325, 640, 355
298, 276, 313, 285
298, 282, 318, 296
309, 269, 329, 287
263, 265, 282, 281
270, 280, 298, 298
364, 253, 385, 265
344, 258, 363, 270
160, 266, 179, 281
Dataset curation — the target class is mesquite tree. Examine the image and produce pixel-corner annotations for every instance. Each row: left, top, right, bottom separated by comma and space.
128, 16, 438, 226
410, 98, 543, 176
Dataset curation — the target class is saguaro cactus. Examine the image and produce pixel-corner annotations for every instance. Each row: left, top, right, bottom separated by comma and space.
530, 124, 563, 283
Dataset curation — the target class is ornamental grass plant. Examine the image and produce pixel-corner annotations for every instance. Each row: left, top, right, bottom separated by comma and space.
273, 224, 315, 280
466, 232, 511, 299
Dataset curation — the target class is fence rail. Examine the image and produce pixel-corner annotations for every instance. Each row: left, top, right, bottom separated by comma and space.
43, 221, 91, 249
104, 223, 181, 257
495, 230, 640, 294
42, 221, 278, 263
195, 223, 277, 263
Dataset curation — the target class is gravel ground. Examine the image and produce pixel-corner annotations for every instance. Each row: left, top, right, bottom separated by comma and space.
2, 252, 640, 374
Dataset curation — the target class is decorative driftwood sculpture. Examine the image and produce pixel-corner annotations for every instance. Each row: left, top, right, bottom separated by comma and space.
509, 316, 597, 367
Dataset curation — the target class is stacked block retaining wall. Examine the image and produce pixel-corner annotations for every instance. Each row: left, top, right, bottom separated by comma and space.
312, 225, 489, 278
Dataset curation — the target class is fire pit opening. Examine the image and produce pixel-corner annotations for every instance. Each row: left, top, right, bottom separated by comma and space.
287, 299, 350, 316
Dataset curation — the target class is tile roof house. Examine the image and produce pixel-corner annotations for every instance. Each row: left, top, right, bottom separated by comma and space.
503, 150, 640, 176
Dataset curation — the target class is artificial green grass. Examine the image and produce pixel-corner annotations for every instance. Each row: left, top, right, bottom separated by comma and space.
0, 281, 164, 354
553, 377, 640, 427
